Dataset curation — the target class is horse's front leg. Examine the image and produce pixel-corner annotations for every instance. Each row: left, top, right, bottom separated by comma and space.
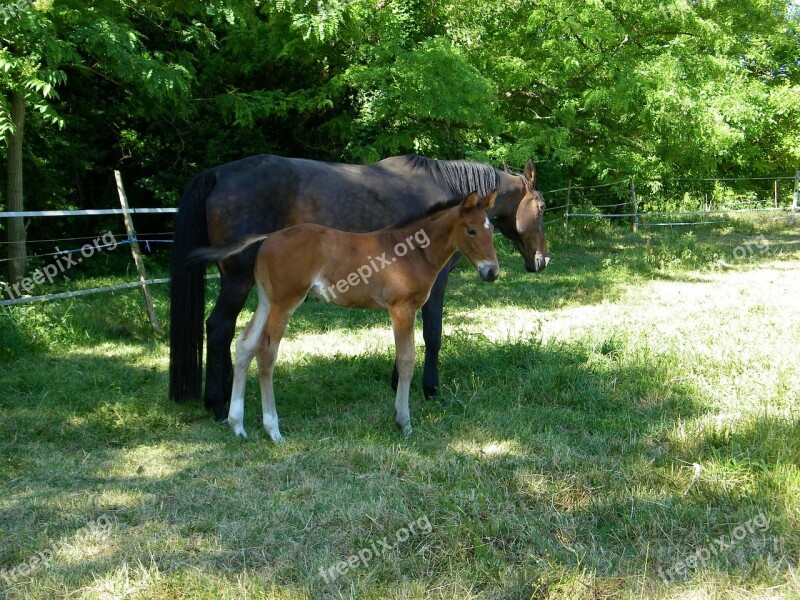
421, 255, 456, 398
389, 304, 417, 437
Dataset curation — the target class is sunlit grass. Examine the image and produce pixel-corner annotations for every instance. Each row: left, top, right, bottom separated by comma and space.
0, 217, 798, 598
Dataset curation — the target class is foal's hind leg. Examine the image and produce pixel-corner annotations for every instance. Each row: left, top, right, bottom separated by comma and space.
255, 301, 297, 443
228, 283, 270, 438
389, 303, 417, 437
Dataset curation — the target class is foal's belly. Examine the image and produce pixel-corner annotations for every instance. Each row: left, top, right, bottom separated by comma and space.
308, 275, 386, 310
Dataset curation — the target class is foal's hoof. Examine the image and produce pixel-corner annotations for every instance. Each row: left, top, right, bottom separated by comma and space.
400, 423, 414, 438
268, 431, 285, 443
229, 421, 248, 439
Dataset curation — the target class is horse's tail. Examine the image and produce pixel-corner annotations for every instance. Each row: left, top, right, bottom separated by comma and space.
169, 171, 217, 403
188, 234, 269, 266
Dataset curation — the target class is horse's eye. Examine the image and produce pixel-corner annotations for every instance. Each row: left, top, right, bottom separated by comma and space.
466, 228, 476, 236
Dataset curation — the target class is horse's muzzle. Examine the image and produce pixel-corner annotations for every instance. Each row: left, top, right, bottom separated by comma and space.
479, 264, 499, 282
525, 253, 550, 273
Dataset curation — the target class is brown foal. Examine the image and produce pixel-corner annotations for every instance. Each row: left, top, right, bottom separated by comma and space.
192, 190, 499, 440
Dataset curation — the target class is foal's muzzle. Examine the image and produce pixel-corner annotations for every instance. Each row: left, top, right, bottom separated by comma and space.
478, 264, 499, 282
525, 253, 550, 273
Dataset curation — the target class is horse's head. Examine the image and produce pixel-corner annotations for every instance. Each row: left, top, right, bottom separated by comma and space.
495, 159, 549, 273
456, 190, 500, 282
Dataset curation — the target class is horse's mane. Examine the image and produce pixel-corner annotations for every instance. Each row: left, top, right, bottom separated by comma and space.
403, 155, 500, 199
387, 197, 463, 229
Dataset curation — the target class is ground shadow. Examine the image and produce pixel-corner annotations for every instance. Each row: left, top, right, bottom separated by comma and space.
1, 333, 795, 597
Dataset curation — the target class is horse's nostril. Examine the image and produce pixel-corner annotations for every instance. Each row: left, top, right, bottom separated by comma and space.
479, 265, 498, 281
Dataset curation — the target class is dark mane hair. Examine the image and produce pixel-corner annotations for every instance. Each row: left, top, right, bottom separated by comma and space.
403, 155, 500, 199
387, 197, 463, 229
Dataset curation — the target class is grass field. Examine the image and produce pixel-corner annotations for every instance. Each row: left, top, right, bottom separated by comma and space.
1, 215, 799, 599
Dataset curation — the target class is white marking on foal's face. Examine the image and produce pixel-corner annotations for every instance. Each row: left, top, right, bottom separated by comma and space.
484, 216, 491, 229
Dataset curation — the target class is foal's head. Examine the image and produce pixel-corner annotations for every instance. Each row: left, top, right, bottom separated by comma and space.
456, 190, 500, 282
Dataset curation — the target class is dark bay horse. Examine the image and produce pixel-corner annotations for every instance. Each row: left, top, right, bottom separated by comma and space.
191, 191, 500, 439
170, 154, 548, 420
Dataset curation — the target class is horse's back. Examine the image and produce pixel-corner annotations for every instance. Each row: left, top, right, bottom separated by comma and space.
203, 154, 449, 246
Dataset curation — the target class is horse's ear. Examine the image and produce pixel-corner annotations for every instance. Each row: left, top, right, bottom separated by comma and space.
462, 191, 479, 209
524, 159, 536, 186
479, 189, 498, 210
501, 161, 510, 173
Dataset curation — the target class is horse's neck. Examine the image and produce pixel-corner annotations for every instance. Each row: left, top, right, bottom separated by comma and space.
492, 172, 526, 217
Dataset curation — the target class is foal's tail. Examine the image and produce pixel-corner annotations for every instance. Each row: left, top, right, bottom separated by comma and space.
188, 234, 269, 266
169, 171, 217, 403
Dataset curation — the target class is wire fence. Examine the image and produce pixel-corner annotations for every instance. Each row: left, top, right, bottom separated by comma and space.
541, 173, 800, 230
1, 172, 798, 319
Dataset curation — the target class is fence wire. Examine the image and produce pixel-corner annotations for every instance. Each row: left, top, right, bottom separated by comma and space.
1, 173, 797, 308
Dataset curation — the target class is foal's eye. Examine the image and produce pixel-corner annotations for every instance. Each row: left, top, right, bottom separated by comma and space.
466, 228, 477, 236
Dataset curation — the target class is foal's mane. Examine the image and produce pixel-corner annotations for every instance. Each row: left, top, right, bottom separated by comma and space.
403, 155, 500, 199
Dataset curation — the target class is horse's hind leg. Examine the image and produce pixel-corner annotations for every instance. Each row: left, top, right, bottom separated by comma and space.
389, 303, 417, 437
206, 269, 254, 420
228, 282, 270, 438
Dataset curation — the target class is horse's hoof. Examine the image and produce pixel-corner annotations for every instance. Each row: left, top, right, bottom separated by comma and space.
422, 383, 438, 399
230, 422, 248, 439
207, 403, 229, 422
401, 423, 413, 438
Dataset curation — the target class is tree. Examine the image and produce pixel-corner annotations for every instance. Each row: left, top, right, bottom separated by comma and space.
0, 0, 190, 282
0, 1, 68, 281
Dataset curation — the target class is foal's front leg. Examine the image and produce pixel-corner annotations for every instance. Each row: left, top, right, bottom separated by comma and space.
389, 304, 417, 437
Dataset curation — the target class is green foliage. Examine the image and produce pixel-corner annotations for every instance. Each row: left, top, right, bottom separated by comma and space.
341, 36, 503, 160
2, 0, 800, 250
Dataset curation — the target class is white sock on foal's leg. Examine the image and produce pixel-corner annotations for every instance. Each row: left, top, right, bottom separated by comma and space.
259, 369, 283, 442
228, 283, 271, 438
390, 308, 416, 438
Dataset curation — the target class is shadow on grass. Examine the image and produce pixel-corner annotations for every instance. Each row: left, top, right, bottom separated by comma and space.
1, 331, 796, 597
447, 220, 800, 314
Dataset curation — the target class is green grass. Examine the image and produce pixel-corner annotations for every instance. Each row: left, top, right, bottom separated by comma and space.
1, 215, 799, 599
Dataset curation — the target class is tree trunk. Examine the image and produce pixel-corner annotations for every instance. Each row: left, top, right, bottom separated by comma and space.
6, 91, 26, 282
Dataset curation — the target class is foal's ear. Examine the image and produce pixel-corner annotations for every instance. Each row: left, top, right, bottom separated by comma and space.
461, 191, 479, 209
479, 189, 498, 210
